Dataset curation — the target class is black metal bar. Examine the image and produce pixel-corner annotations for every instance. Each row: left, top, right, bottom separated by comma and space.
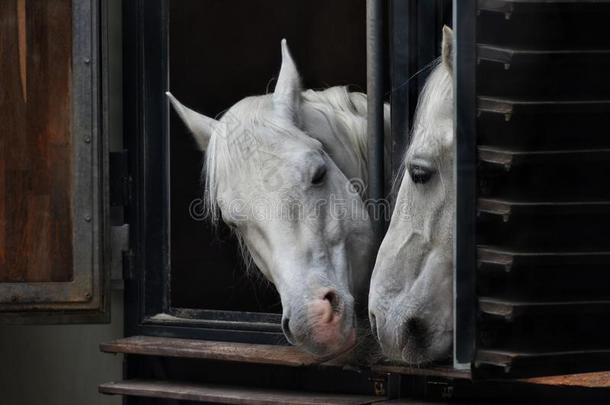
417, 0, 437, 91
123, 0, 288, 344
389, 0, 416, 185
367, 0, 386, 240
389, 0, 452, 196
454, 0, 478, 368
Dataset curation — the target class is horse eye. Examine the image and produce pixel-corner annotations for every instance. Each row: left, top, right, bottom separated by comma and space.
311, 165, 327, 185
408, 164, 435, 184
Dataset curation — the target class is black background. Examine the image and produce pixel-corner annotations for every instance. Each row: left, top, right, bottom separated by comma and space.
169, 0, 368, 312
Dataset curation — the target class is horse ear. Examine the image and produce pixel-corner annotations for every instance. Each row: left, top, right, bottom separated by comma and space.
166, 92, 217, 150
442, 25, 454, 72
273, 39, 302, 124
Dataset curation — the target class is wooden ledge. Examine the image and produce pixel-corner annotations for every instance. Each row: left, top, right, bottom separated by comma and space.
375, 401, 472, 405
101, 336, 610, 388
372, 363, 471, 380
520, 372, 610, 389
100, 336, 337, 367
99, 380, 386, 405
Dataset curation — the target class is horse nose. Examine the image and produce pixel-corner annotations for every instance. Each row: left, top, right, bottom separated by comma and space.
281, 316, 295, 344
403, 317, 428, 345
314, 289, 341, 324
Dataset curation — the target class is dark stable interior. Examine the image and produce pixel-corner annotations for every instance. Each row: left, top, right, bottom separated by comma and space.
169, 0, 367, 312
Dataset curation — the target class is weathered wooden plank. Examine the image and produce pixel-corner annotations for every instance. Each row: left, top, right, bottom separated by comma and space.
373, 363, 610, 388
102, 337, 465, 378
100, 336, 335, 367
0, 147, 5, 271
99, 380, 386, 405
374, 401, 468, 405
0, 0, 73, 283
0, 0, 25, 282
372, 363, 471, 380
521, 371, 610, 388
101, 337, 610, 388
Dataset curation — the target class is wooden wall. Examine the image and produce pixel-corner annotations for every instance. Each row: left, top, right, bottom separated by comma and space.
0, 0, 73, 282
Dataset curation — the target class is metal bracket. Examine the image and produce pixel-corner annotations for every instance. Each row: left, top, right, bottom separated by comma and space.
109, 224, 130, 288
109, 151, 132, 286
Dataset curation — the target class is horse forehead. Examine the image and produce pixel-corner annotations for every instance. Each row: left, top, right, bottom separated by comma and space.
409, 117, 453, 157
214, 146, 311, 196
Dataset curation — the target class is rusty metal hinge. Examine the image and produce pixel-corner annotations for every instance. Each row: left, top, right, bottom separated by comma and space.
370, 373, 401, 399
370, 375, 387, 396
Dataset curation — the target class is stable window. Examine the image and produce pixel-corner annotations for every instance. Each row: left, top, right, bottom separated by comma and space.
122, 0, 610, 381
124, 0, 372, 343
2, 0, 609, 396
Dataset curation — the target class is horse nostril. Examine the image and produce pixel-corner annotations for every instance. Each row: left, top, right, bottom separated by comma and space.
369, 312, 379, 341
323, 290, 339, 313
281, 317, 294, 343
404, 317, 427, 342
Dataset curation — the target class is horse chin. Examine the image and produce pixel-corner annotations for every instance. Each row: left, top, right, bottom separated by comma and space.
295, 315, 358, 360
309, 327, 358, 360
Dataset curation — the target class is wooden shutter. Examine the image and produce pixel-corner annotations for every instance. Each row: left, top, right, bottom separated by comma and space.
456, 0, 610, 378
0, 0, 109, 324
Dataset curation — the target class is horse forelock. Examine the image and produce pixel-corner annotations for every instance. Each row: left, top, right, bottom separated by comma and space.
409, 60, 453, 156
389, 60, 453, 198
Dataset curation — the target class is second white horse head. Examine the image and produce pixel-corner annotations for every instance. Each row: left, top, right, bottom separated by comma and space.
369, 27, 455, 364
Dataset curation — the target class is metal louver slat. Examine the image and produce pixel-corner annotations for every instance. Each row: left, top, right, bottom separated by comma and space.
474, 349, 610, 378
477, 97, 610, 150
478, 148, 610, 201
477, 45, 610, 99
477, 248, 610, 301
477, 0, 610, 50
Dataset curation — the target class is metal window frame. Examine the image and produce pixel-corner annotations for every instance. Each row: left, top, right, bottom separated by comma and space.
123, 0, 285, 343
0, 0, 109, 324
124, 0, 462, 361
453, 0, 478, 368
388, 0, 465, 369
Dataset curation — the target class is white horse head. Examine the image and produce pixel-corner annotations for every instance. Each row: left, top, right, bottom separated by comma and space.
369, 27, 455, 364
167, 40, 375, 357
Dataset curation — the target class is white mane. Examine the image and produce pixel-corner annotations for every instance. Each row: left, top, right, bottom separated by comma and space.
407, 59, 453, 159
387, 60, 453, 198
203, 86, 370, 223
303, 86, 369, 168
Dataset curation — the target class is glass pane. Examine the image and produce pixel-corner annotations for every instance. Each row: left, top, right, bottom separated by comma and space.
169, 0, 366, 312
0, 0, 73, 283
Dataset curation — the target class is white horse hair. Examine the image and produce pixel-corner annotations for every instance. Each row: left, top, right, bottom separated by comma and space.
203, 86, 371, 225
168, 40, 379, 358
369, 26, 455, 365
